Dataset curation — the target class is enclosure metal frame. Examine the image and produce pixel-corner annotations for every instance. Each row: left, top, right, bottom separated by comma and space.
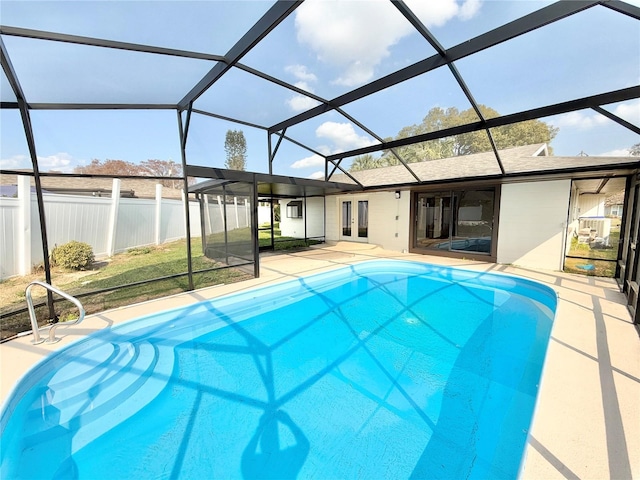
1, 0, 639, 320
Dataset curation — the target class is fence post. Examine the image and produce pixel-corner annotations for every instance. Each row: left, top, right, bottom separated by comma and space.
17, 175, 32, 275
106, 178, 121, 257
234, 196, 239, 228
203, 194, 212, 234
217, 195, 225, 227
155, 184, 163, 245
181, 189, 188, 238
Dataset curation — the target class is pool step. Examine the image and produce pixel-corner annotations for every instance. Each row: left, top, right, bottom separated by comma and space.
21, 340, 174, 454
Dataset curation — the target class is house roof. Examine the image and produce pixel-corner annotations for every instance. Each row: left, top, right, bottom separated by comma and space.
0, 173, 184, 199
331, 144, 639, 188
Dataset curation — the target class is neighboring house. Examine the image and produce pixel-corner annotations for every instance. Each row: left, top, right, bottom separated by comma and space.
0, 173, 184, 199
605, 191, 625, 217
279, 144, 639, 272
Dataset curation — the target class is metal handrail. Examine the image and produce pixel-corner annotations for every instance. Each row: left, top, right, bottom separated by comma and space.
25, 281, 85, 345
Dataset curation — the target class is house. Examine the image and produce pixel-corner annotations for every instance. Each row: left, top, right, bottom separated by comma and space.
0, 173, 184, 199
605, 191, 625, 217
278, 144, 639, 273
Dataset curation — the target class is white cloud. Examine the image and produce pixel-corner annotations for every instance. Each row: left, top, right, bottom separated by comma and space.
308, 170, 325, 179
613, 101, 640, 124
550, 111, 609, 130
37, 152, 75, 172
291, 154, 325, 169
289, 122, 376, 171
285, 65, 321, 112
457, 0, 482, 21
552, 102, 640, 131
286, 95, 321, 112
316, 121, 377, 151
285, 64, 318, 83
0, 154, 29, 170
0, 152, 76, 172
597, 148, 631, 157
295, 0, 482, 86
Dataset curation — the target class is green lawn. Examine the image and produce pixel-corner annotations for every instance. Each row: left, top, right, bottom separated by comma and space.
564, 229, 619, 277
0, 226, 323, 340
0, 237, 251, 340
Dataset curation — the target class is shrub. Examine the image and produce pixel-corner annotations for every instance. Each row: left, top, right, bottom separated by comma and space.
50, 241, 95, 270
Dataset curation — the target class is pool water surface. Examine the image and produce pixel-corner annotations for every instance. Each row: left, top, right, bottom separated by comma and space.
0, 260, 556, 479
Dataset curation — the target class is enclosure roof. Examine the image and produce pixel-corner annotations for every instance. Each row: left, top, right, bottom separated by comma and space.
187, 166, 360, 198
1, 1, 639, 184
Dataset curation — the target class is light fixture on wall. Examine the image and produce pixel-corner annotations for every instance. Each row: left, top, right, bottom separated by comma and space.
395, 191, 401, 199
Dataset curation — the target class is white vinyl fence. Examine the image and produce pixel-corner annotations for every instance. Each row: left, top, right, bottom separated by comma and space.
0, 177, 255, 280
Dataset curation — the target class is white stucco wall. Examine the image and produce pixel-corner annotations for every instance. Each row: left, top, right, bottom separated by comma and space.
497, 180, 571, 271
279, 197, 324, 238
325, 195, 339, 242
326, 191, 410, 251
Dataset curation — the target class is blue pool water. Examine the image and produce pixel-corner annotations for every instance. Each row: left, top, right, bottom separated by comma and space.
1, 260, 556, 479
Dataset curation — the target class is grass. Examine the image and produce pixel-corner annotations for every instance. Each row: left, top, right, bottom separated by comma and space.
0, 226, 323, 340
563, 229, 619, 278
207, 223, 323, 251
0, 237, 251, 340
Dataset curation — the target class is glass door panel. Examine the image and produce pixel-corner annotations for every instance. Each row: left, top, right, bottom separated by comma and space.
342, 201, 352, 237
415, 192, 452, 250
358, 201, 368, 238
451, 190, 494, 253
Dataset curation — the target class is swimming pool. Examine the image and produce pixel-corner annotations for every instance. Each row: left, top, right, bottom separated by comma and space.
1, 260, 556, 479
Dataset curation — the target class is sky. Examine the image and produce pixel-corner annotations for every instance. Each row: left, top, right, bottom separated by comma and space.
1, 0, 639, 180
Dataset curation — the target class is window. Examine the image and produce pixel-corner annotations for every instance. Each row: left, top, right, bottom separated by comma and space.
286, 200, 303, 218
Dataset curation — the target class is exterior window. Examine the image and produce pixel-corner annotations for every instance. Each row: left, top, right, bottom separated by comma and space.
286, 201, 303, 218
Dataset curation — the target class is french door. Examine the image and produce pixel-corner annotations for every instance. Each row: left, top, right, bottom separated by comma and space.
341, 198, 368, 242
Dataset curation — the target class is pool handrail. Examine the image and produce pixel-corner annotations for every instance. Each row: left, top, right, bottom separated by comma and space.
25, 281, 85, 345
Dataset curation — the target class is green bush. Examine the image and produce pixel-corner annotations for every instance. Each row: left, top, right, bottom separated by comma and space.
50, 241, 95, 270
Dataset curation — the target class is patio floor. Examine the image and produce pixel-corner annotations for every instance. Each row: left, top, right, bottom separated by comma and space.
1, 242, 638, 478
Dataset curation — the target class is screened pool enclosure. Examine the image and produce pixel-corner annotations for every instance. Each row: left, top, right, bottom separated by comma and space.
1, 0, 638, 331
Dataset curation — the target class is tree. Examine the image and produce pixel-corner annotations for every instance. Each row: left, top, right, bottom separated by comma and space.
365, 105, 558, 171
73, 158, 193, 187
74, 159, 141, 176
224, 130, 247, 171
630, 143, 640, 156
140, 159, 183, 188
350, 154, 384, 172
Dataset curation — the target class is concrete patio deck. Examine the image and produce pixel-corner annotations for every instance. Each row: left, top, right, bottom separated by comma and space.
1, 242, 638, 478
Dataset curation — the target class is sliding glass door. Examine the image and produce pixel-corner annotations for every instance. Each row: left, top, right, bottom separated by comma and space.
414, 188, 495, 256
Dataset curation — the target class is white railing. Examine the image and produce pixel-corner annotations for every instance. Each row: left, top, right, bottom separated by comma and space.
25, 281, 85, 345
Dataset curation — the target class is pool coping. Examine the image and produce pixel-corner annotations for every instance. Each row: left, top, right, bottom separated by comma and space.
1, 242, 638, 478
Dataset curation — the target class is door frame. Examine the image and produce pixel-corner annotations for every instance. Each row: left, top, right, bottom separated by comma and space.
339, 196, 369, 243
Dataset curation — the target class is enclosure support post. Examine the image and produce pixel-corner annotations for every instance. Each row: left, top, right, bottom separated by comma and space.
304, 194, 308, 246
252, 175, 260, 278
177, 108, 194, 290
18, 102, 56, 319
